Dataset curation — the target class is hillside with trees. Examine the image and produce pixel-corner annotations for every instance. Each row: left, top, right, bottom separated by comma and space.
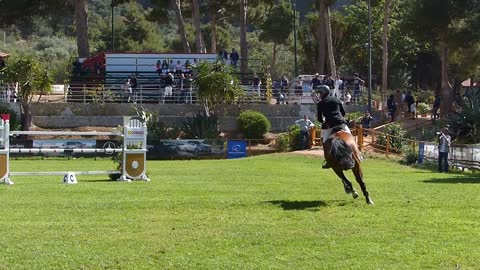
0, 0, 478, 116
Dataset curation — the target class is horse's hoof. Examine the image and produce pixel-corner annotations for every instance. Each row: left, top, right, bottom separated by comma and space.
366, 198, 374, 205
352, 191, 359, 199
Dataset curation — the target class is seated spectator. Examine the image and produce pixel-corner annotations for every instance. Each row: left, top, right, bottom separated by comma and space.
361, 111, 373, 136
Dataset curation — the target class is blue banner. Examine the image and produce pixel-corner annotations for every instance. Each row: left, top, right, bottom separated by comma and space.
227, 140, 247, 159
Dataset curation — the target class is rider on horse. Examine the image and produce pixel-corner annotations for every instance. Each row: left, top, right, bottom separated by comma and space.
315, 85, 352, 168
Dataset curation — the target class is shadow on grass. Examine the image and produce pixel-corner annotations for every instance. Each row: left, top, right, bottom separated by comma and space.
423, 176, 480, 184
266, 200, 328, 211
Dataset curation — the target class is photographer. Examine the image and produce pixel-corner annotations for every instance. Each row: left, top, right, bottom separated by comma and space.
437, 127, 451, 173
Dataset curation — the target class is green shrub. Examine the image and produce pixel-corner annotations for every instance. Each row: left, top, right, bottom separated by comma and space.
287, 125, 303, 151
377, 124, 407, 153
0, 104, 20, 130
403, 147, 419, 165
417, 102, 430, 115
182, 111, 220, 139
275, 133, 290, 152
237, 110, 271, 139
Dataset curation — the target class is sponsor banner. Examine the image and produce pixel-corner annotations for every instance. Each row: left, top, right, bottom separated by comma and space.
227, 140, 247, 159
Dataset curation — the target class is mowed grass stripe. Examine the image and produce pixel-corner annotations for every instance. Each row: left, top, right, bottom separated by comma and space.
0, 154, 478, 269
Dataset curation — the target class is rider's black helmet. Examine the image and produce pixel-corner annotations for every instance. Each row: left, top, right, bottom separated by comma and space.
316, 85, 330, 96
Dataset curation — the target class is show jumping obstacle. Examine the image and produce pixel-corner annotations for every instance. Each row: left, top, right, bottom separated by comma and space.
0, 115, 149, 185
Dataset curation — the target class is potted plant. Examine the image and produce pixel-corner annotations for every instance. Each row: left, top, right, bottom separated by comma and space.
417, 102, 430, 117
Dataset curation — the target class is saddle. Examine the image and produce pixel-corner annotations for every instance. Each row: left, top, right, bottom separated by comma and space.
331, 124, 348, 134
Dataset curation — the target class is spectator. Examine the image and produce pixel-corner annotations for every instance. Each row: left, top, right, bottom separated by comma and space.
405, 91, 415, 119
432, 94, 441, 119
184, 59, 192, 73
163, 73, 174, 103
124, 78, 132, 103
281, 75, 289, 90
437, 127, 451, 173
295, 115, 315, 150
334, 75, 343, 98
218, 48, 228, 62
353, 73, 365, 104
169, 60, 175, 73
175, 60, 183, 75
0, 57, 5, 69
322, 75, 335, 93
156, 60, 162, 75
230, 48, 239, 68
310, 73, 322, 90
345, 91, 352, 105
161, 60, 169, 74
252, 73, 261, 97
411, 100, 418, 119
361, 111, 373, 136
387, 94, 397, 122
130, 74, 138, 103
184, 73, 193, 104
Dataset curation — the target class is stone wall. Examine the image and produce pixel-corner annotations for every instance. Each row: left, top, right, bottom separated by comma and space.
5, 103, 366, 132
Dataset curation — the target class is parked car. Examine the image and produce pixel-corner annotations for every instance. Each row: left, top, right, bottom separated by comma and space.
177, 140, 212, 155
63, 141, 86, 149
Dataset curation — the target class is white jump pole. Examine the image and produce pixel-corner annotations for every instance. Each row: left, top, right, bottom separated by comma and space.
0, 116, 149, 184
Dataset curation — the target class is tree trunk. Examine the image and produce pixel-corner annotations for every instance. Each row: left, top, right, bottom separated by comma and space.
240, 0, 248, 77
440, 44, 452, 117
191, 0, 206, 53
210, 11, 217, 53
325, 7, 336, 77
317, 0, 327, 74
272, 43, 277, 70
20, 100, 32, 131
381, 0, 391, 110
73, 0, 90, 58
171, 0, 191, 53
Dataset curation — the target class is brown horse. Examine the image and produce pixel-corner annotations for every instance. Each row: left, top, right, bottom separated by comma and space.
323, 129, 374, 204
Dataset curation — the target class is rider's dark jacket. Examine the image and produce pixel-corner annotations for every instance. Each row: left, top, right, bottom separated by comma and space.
317, 95, 347, 127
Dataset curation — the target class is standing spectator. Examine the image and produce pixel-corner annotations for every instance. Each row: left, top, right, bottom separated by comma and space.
177, 73, 185, 103
310, 73, 322, 90
184, 73, 193, 104
218, 48, 228, 62
411, 100, 418, 119
230, 48, 239, 68
334, 75, 343, 98
124, 78, 132, 103
252, 73, 262, 97
169, 60, 175, 73
163, 73, 174, 103
353, 73, 365, 104
361, 111, 373, 136
432, 94, 441, 119
295, 115, 315, 150
345, 91, 352, 105
387, 94, 397, 122
130, 74, 138, 103
437, 127, 451, 173
322, 75, 335, 94
405, 91, 415, 119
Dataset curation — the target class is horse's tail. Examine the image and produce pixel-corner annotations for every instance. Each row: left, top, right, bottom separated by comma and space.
330, 137, 355, 170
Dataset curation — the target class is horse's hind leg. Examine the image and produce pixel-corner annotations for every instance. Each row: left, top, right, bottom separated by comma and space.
352, 158, 374, 205
333, 168, 359, 199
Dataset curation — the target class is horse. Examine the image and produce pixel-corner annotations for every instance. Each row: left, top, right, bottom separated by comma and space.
323, 128, 374, 205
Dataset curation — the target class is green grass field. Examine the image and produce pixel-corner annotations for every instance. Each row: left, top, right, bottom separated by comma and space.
1, 154, 479, 269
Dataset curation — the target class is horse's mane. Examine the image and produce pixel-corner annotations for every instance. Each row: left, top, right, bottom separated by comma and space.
330, 136, 355, 170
